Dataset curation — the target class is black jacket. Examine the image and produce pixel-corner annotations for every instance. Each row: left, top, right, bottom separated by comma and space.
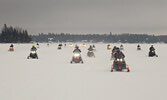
10, 44, 14, 48
31, 47, 37, 51
149, 47, 155, 51
73, 48, 81, 53
88, 47, 94, 51
114, 51, 125, 59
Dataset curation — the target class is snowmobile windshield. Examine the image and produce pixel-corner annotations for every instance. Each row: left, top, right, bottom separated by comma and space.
31, 51, 36, 54
74, 53, 80, 57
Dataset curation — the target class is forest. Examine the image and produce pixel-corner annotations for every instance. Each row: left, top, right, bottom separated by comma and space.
0, 24, 32, 43
0, 24, 167, 43
31, 32, 167, 43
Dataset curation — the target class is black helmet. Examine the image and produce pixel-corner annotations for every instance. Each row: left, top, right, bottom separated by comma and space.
116, 47, 120, 52
75, 45, 79, 49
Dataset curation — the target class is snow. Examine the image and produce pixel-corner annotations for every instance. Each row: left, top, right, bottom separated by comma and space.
0, 43, 166, 100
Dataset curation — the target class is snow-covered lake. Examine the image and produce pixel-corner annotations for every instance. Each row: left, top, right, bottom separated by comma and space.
0, 43, 166, 100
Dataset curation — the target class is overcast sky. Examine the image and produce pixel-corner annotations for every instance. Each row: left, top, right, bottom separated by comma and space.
0, 0, 167, 35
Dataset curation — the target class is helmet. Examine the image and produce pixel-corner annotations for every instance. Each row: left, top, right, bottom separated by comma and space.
75, 45, 79, 48
32, 44, 35, 47
116, 47, 120, 52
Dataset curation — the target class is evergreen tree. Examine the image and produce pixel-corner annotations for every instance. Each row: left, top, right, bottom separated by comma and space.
0, 24, 32, 43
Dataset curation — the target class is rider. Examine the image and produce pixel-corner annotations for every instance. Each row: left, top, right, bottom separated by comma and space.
75, 45, 79, 49
59, 44, 62, 46
58, 44, 62, 49
73, 46, 81, 53
120, 44, 123, 49
31, 44, 37, 51
149, 45, 157, 57
93, 45, 95, 48
114, 47, 125, 59
10, 44, 14, 48
112, 46, 117, 53
149, 45, 155, 51
88, 45, 94, 51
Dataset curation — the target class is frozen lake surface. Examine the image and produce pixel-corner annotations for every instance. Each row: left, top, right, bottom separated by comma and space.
0, 43, 166, 100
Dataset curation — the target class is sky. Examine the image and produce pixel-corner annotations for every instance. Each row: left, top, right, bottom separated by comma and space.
0, 0, 167, 35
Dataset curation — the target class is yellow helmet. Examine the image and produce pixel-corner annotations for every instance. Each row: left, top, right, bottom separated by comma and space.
32, 44, 35, 47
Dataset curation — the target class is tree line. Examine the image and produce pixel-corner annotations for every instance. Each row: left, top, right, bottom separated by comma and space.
31, 32, 167, 43
0, 24, 166, 43
0, 24, 32, 43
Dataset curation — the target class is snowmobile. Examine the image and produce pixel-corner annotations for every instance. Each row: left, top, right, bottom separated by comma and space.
27, 50, 38, 59
87, 50, 95, 57
92, 45, 96, 51
8, 47, 14, 51
120, 45, 124, 50
69, 43, 73, 47
36, 45, 39, 48
149, 50, 158, 57
58, 44, 62, 49
47, 43, 49, 47
137, 45, 141, 50
111, 58, 130, 72
107, 45, 111, 50
58, 46, 62, 49
82, 44, 87, 48
71, 53, 83, 63
137, 46, 141, 50
36, 43, 40, 48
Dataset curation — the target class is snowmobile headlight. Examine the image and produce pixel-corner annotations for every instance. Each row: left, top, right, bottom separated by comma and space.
117, 59, 120, 61
74, 54, 80, 57
69, 44, 73, 47
89, 51, 93, 52
116, 59, 123, 62
31, 51, 36, 54
83, 44, 86, 47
